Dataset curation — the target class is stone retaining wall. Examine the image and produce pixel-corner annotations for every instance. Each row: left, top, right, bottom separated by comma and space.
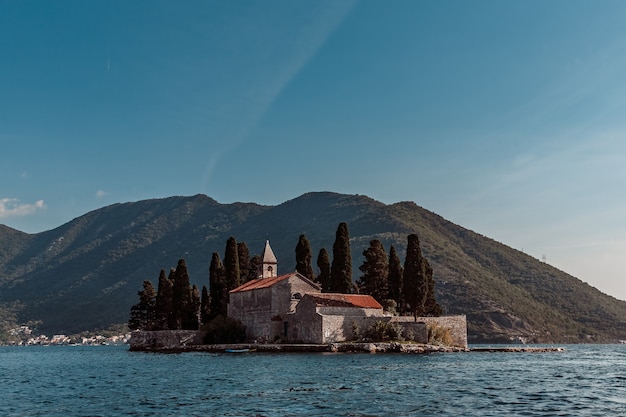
129, 330, 203, 351
391, 315, 468, 348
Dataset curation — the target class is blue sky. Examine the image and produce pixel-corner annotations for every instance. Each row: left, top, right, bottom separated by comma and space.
2, 0, 626, 300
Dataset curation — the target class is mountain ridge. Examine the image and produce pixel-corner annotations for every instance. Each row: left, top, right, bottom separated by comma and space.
1, 191, 625, 343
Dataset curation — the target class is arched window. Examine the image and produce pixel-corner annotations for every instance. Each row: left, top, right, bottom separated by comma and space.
292, 292, 302, 300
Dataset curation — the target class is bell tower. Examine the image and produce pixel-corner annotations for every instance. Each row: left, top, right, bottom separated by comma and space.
261, 240, 277, 279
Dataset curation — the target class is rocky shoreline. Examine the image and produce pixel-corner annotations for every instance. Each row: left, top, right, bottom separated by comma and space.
129, 341, 469, 354
128, 331, 564, 354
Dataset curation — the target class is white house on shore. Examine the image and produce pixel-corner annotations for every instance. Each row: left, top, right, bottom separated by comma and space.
228, 241, 467, 347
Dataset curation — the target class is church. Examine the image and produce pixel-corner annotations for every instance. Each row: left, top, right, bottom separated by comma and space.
227, 241, 467, 346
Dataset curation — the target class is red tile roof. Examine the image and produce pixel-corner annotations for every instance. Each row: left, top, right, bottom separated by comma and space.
230, 272, 295, 293
305, 293, 383, 309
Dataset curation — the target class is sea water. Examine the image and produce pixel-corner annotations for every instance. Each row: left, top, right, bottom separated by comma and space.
0, 344, 625, 416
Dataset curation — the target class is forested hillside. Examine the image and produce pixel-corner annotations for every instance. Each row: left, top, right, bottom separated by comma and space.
1, 192, 625, 342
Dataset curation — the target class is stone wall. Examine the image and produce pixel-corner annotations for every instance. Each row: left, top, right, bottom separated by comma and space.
286, 296, 323, 343
391, 315, 468, 348
321, 315, 429, 344
129, 330, 203, 351
285, 302, 466, 347
228, 287, 273, 341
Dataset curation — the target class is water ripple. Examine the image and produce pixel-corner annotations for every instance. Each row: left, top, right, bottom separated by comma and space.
1, 345, 625, 416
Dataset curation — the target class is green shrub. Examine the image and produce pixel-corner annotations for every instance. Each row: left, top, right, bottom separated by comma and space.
380, 299, 398, 315
364, 320, 403, 342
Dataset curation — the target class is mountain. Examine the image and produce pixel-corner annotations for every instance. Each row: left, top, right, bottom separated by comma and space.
1, 192, 625, 343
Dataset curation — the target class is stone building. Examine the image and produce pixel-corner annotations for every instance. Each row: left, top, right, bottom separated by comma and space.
286, 293, 387, 344
228, 240, 467, 347
228, 270, 322, 342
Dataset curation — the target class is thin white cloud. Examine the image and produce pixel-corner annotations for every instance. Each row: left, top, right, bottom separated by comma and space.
0, 198, 46, 219
200, 2, 357, 190
96, 190, 109, 198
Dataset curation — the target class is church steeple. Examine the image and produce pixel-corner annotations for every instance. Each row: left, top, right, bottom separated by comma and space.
261, 240, 278, 278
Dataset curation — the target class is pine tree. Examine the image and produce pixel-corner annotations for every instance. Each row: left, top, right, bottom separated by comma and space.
209, 252, 227, 319
237, 242, 250, 284
128, 280, 157, 330
155, 269, 173, 330
224, 237, 241, 291
200, 285, 211, 325
330, 222, 352, 293
358, 239, 389, 302
402, 234, 429, 319
295, 234, 314, 280
316, 248, 331, 292
387, 245, 403, 307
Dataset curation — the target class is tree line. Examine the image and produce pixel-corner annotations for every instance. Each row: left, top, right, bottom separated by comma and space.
128, 237, 259, 332
295, 222, 441, 319
129, 222, 440, 331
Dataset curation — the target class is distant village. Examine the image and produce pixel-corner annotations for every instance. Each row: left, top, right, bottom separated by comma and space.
3, 325, 131, 347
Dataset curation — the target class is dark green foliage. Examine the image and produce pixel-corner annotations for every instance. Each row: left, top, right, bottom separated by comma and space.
364, 320, 403, 342
189, 285, 201, 330
200, 285, 210, 325
423, 260, 442, 316
128, 280, 157, 330
170, 259, 198, 330
316, 248, 331, 292
165, 269, 178, 329
402, 234, 428, 318
237, 242, 250, 285
209, 252, 227, 320
203, 316, 246, 344
358, 239, 389, 303
224, 237, 240, 291
387, 245, 403, 306
380, 299, 398, 315
155, 269, 173, 330
330, 222, 352, 293
247, 255, 261, 282
295, 234, 314, 280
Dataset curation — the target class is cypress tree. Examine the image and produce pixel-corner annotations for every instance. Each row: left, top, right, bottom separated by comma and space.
388, 245, 403, 307
358, 239, 389, 302
209, 252, 227, 319
171, 259, 194, 330
155, 269, 173, 330
200, 285, 211, 325
330, 222, 352, 293
187, 284, 201, 330
224, 237, 241, 291
237, 242, 250, 284
316, 248, 331, 292
295, 234, 314, 280
166, 269, 178, 329
402, 234, 428, 319
248, 254, 261, 281
423, 260, 443, 316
